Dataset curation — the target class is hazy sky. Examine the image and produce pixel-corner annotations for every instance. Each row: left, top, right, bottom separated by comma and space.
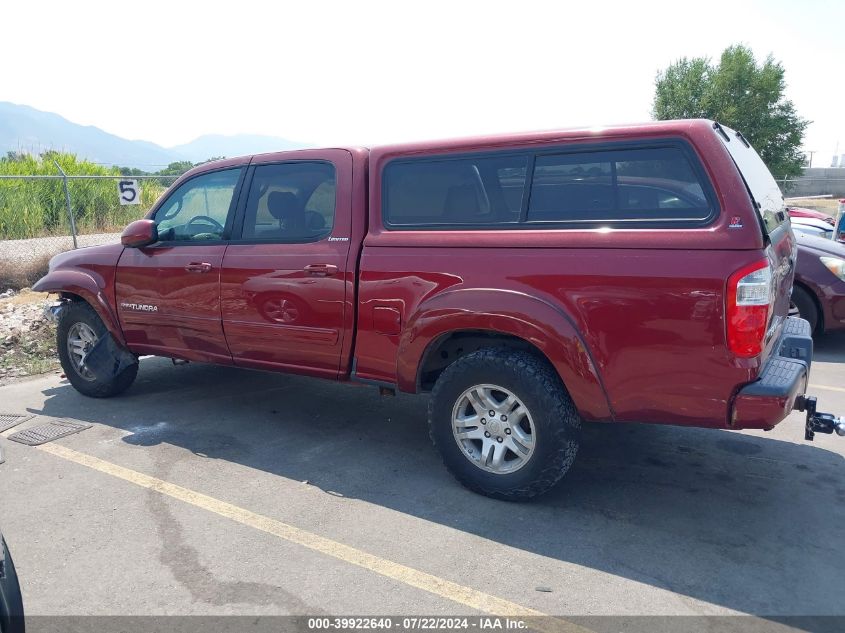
3, 0, 843, 166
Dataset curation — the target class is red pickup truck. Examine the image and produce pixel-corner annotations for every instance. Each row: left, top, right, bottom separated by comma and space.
34, 119, 844, 499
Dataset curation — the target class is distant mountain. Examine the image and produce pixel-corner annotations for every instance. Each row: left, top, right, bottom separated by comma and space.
0, 102, 309, 169
170, 134, 306, 162
0, 102, 179, 168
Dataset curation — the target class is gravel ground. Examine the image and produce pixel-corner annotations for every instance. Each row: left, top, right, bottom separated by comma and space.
0, 289, 58, 384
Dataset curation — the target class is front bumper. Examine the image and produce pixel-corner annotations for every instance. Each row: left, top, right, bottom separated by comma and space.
731, 317, 813, 430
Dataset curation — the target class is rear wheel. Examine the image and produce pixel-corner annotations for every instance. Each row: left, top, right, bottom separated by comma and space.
428, 348, 581, 500
789, 285, 820, 334
57, 301, 138, 397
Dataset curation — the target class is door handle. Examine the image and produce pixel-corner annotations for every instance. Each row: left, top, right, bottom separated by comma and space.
304, 263, 338, 277
185, 262, 212, 273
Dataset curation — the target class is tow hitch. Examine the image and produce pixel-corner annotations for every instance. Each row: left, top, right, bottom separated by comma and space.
795, 395, 845, 441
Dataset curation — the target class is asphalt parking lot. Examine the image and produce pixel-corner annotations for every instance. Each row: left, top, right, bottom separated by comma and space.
1, 335, 844, 630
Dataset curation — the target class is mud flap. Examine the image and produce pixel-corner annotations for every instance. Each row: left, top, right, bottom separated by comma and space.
81, 333, 137, 382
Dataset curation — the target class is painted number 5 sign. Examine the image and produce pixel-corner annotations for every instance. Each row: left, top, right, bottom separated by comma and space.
118, 179, 140, 205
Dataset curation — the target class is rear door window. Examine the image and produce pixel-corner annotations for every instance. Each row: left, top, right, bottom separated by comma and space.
239, 162, 336, 242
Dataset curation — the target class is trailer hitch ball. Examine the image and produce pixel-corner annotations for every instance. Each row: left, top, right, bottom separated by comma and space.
795, 396, 845, 441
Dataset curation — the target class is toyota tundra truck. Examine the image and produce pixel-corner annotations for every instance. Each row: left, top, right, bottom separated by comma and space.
34, 119, 844, 500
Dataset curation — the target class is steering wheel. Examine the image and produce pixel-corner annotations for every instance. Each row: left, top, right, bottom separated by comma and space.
186, 215, 225, 233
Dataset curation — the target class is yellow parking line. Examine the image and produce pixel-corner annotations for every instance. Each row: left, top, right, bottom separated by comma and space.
810, 384, 845, 394
37, 442, 591, 633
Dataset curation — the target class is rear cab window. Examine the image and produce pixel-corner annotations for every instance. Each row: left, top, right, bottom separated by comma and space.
382, 141, 717, 229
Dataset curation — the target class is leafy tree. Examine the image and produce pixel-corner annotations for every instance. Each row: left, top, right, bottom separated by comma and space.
156, 160, 195, 177
653, 45, 809, 178
118, 166, 149, 176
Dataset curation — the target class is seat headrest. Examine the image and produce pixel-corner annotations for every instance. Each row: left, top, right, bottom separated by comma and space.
267, 191, 300, 222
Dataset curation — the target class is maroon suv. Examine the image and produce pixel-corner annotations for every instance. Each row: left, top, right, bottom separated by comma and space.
35, 119, 843, 500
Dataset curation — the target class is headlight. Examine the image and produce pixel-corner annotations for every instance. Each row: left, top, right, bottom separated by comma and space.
820, 256, 845, 281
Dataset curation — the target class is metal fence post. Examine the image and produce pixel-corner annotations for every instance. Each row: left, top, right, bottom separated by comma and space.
53, 160, 78, 249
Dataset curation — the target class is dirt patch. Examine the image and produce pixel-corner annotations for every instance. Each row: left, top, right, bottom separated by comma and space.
0, 289, 59, 384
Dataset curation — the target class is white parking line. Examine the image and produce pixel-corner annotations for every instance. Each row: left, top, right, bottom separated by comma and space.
811, 384, 845, 394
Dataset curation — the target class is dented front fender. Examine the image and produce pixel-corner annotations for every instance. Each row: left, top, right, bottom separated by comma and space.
32, 243, 126, 345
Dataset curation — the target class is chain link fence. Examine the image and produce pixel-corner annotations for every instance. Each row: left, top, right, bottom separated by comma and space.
2, 170, 844, 291
0, 173, 179, 289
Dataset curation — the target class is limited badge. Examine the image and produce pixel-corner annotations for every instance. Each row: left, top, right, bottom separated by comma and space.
729, 216, 743, 228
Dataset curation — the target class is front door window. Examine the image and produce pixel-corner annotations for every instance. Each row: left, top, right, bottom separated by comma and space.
154, 169, 242, 241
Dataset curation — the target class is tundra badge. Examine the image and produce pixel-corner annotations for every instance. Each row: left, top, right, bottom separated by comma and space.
120, 302, 158, 312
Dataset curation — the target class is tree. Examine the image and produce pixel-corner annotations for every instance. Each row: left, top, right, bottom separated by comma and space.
653, 45, 809, 178
156, 161, 195, 177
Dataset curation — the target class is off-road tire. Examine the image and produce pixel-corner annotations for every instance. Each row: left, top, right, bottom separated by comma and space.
428, 348, 581, 501
790, 286, 820, 334
57, 301, 138, 398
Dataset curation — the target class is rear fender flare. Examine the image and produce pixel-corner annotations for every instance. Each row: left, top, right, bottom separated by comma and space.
32, 269, 125, 345
397, 288, 613, 421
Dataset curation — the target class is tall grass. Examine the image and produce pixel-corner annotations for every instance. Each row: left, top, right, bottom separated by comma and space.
0, 152, 167, 239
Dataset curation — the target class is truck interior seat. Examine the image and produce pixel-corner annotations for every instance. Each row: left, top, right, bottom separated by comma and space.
265, 191, 304, 236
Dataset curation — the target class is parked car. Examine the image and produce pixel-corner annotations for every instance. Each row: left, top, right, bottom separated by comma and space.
791, 232, 845, 334
34, 119, 841, 499
791, 217, 835, 240
788, 206, 835, 225
0, 531, 24, 633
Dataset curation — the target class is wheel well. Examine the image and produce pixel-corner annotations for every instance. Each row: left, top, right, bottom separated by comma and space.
59, 292, 85, 303
417, 330, 553, 392
793, 281, 824, 331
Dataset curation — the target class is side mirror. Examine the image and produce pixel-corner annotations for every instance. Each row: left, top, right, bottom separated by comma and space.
121, 219, 158, 248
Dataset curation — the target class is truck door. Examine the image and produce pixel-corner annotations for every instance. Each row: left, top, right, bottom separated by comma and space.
220, 151, 353, 378
115, 166, 245, 363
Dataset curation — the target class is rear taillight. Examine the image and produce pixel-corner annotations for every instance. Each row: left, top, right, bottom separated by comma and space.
727, 260, 772, 358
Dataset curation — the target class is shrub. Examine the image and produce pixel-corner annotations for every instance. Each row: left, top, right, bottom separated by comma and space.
0, 151, 167, 239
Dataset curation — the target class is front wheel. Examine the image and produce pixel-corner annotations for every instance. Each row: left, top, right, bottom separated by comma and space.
428, 349, 581, 500
57, 301, 138, 398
